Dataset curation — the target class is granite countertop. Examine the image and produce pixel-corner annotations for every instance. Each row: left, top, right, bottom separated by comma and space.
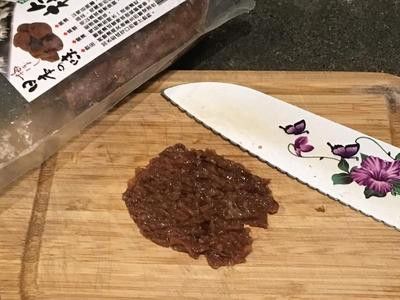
173, 0, 400, 75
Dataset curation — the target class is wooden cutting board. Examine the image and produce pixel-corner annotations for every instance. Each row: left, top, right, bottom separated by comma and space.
1, 71, 400, 300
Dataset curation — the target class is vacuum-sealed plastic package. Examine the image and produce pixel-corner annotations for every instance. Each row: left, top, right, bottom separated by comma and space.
0, 0, 255, 190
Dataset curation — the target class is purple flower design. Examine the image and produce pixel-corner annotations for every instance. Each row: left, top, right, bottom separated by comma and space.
294, 136, 314, 156
350, 156, 400, 195
282, 118, 400, 199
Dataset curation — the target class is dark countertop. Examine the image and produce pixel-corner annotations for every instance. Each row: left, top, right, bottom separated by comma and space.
172, 0, 400, 75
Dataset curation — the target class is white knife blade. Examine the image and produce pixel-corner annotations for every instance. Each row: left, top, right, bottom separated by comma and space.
162, 82, 400, 230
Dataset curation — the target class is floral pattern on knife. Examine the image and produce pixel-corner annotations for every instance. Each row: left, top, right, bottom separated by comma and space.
281, 120, 400, 199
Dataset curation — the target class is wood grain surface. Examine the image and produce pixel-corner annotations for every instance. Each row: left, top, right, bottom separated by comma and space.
1, 71, 400, 300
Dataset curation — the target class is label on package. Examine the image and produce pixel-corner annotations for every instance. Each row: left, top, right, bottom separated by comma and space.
0, 0, 185, 102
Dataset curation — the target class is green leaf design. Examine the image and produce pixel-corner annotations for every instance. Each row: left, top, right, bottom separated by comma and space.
364, 188, 386, 199
360, 153, 368, 162
395, 153, 400, 161
338, 159, 350, 173
391, 182, 400, 196
332, 173, 353, 185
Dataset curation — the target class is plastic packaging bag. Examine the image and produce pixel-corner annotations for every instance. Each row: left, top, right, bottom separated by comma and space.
0, 0, 255, 190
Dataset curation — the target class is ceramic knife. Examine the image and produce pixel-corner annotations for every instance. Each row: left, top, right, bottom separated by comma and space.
163, 82, 400, 230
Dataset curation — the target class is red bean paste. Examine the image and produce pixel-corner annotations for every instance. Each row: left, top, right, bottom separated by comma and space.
122, 144, 279, 269
13, 23, 63, 62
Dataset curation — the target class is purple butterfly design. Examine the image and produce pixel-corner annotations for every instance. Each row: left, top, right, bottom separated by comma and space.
279, 120, 309, 135
327, 142, 360, 159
